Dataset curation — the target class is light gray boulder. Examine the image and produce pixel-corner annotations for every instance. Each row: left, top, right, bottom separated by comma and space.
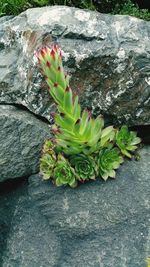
0, 6, 150, 125
0, 105, 51, 182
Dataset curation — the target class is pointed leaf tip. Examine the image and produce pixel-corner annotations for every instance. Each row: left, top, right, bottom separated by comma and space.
66, 86, 70, 92
40, 48, 45, 58
54, 82, 58, 87
53, 43, 58, 50
51, 49, 55, 58
46, 61, 51, 68
75, 119, 80, 124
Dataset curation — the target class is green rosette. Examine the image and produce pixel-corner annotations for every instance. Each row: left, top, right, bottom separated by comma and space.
116, 125, 141, 158
40, 153, 56, 180
53, 154, 77, 188
98, 147, 123, 181
70, 154, 97, 181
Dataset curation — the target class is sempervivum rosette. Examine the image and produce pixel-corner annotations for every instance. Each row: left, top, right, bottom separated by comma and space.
40, 139, 57, 180
70, 154, 97, 181
98, 147, 123, 181
116, 125, 141, 158
40, 153, 56, 180
53, 154, 77, 188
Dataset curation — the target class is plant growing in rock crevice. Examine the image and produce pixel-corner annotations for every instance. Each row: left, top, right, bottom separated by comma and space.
116, 125, 141, 158
36, 45, 115, 155
36, 44, 141, 187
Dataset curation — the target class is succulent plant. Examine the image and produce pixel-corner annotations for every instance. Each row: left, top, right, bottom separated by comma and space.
70, 154, 97, 181
97, 147, 124, 181
36, 44, 142, 188
36, 44, 115, 155
53, 154, 77, 188
42, 139, 55, 154
40, 140, 57, 180
116, 125, 141, 158
40, 153, 56, 180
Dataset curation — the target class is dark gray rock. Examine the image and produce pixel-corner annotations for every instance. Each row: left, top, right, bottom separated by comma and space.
1, 146, 150, 267
0, 6, 150, 125
0, 105, 51, 182
27, 146, 150, 267
0, 180, 61, 267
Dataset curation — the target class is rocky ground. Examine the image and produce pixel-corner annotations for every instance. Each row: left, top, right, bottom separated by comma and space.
1, 146, 150, 267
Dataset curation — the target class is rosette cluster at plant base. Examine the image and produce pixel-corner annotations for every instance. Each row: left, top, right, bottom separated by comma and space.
36, 44, 141, 187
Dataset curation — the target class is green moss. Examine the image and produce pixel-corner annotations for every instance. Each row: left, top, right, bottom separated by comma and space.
113, 0, 150, 21
0, 0, 29, 16
0, 0, 150, 22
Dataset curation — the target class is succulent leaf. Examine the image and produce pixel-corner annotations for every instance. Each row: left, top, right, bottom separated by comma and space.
64, 87, 73, 113
100, 126, 115, 146
97, 147, 123, 181
116, 126, 141, 158
73, 95, 81, 120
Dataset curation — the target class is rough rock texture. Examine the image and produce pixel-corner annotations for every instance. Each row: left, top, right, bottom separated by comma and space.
1, 147, 149, 266
0, 105, 51, 182
0, 6, 150, 125
0, 180, 60, 267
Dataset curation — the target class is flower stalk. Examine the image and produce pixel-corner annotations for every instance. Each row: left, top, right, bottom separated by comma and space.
36, 44, 141, 187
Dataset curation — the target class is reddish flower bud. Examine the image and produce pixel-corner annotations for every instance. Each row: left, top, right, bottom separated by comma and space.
46, 61, 51, 68
43, 46, 48, 53
53, 44, 58, 51
51, 49, 55, 58
54, 82, 58, 87
66, 86, 70, 92
40, 49, 45, 58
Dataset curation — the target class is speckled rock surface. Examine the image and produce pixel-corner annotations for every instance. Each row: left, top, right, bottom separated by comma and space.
0, 105, 51, 182
1, 146, 149, 267
0, 180, 60, 267
0, 6, 150, 125
27, 146, 149, 267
